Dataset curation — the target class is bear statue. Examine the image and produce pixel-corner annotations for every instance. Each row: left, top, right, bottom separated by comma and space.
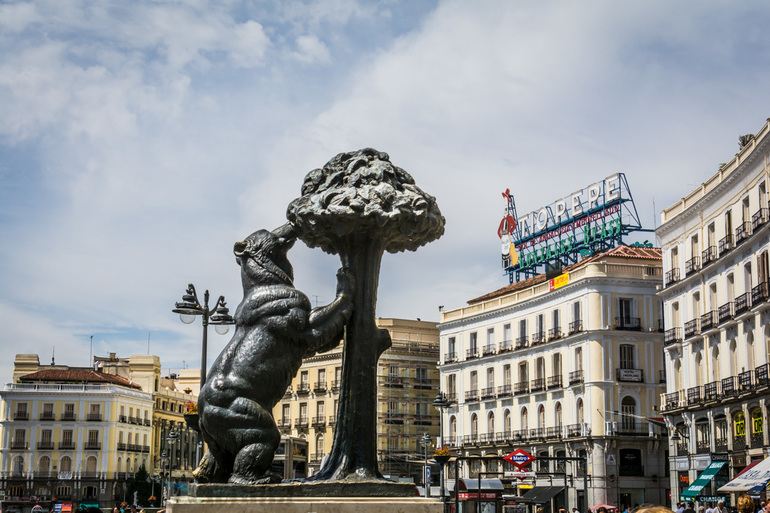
193, 222, 354, 484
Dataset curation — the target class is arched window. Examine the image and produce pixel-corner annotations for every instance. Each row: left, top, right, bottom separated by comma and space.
471, 413, 478, 440
538, 405, 545, 430
674, 359, 682, 391
487, 412, 495, 437
621, 397, 636, 432
521, 408, 528, 430
60, 456, 72, 473
86, 456, 97, 476
449, 415, 457, 445
730, 339, 738, 375
38, 455, 51, 476
712, 347, 721, 381
576, 398, 584, 425
747, 332, 755, 371
12, 456, 24, 476
117, 457, 122, 473
555, 402, 563, 429
504, 410, 511, 435
751, 409, 763, 440
695, 353, 703, 386
733, 412, 746, 440
315, 434, 324, 459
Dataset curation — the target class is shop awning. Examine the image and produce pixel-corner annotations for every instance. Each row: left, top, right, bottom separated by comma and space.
718, 458, 770, 493
519, 486, 564, 504
681, 461, 727, 498
459, 478, 505, 491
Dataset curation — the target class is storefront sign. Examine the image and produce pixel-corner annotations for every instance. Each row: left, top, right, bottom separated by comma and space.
459, 492, 498, 500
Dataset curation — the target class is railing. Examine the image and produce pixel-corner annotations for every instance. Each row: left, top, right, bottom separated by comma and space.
545, 427, 562, 439
86, 413, 102, 421
466, 348, 479, 360
701, 310, 717, 331
751, 431, 763, 448
664, 391, 681, 410
617, 368, 643, 382
568, 370, 584, 385
515, 336, 528, 349
733, 434, 747, 450
718, 234, 734, 256
39, 413, 56, 421
497, 384, 512, 397
14, 412, 28, 420
283, 386, 292, 397
530, 378, 545, 393
311, 416, 326, 427
547, 375, 562, 389
702, 246, 717, 265
446, 393, 458, 403
10, 441, 28, 450
532, 331, 545, 344
310, 453, 323, 463
117, 442, 127, 451
696, 438, 711, 454
752, 208, 769, 231
328, 416, 336, 426
61, 413, 76, 421
565, 423, 590, 437
735, 222, 752, 244
513, 382, 529, 395
313, 382, 327, 393
481, 387, 496, 400
84, 442, 101, 450
664, 327, 682, 345
296, 383, 311, 395
615, 316, 641, 331
500, 339, 513, 352
756, 364, 769, 386
703, 381, 719, 401
465, 389, 480, 402
294, 417, 309, 428
752, 282, 769, 305
684, 318, 701, 338
37, 442, 54, 450
332, 380, 341, 391
665, 268, 680, 286
715, 437, 728, 452
687, 386, 701, 405
547, 327, 561, 340
735, 292, 752, 314
718, 302, 734, 324
482, 344, 496, 356
511, 429, 528, 442
568, 320, 583, 334
685, 256, 701, 275
443, 352, 457, 363
721, 376, 737, 397
738, 370, 753, 391
59, 442, 75, 450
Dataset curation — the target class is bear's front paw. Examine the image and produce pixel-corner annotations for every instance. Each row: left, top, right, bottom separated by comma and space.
336, 267, 355, 296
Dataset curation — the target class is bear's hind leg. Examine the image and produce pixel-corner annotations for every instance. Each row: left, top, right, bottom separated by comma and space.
229, 439, 281, 485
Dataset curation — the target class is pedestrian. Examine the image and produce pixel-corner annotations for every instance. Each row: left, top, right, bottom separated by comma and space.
706, 503, 715, 513
717, 501, 729, 513
698, 505, 705, 513
676, 503, 686, 513
684, 502, 696, 513
738, 494, 754, 513
634, 506, 675, 513
758, 502, 767, 513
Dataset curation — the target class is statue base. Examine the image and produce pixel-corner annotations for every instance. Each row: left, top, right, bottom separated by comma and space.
167, 482, 443, 513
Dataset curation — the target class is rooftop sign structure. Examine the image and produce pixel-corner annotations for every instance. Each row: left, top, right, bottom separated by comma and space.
499, 173, 647, 283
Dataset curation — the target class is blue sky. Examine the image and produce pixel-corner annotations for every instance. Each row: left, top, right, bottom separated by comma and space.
1, 0, 770, 385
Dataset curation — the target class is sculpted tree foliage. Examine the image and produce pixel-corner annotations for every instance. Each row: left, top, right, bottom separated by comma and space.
287, 148, 444, 481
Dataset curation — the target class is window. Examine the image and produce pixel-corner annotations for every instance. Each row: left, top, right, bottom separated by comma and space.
300, 371, 309, 384
707, 222, 715, 248
521, 408, 528, 430
503, 324, 511, 346
12, 456, 24, 476
299, 403, 308, 421
504, 410, 511, 434
621, 396, 636, 431
552, 353, 562, 380
486, 367, 494, 388
447, 374, 457, 398
535, 357, 545, 380
518, 319, 527, 341
316, 401, 325, 419
487, 412, 495, 436
317, 368, 326, 384
38, 455, 51, 475
619, 344, 635, 369
537, 406, 545, 429
41, 429, 52, 445
15, 402, 28, 419
85, 456, 97, 475
315, 434, 325, 458
712, 347, 721, 381
552, 309, 560, 333
572, 301, 581, 331
576, 398, 584, 424
282, 404, 290, 424
535, 314, 545, 342
555, 403, 562, 429
518, 362, 528, 383
487, 328, 494, 347
60, 456, 72, 473
734, 412, 746, 438
503, 364, 511, 386
727, 273, 735, 302
63, 403, 75, 420
471, 414, 478, 438
470, 371, 478, 390
469, 332, 478, 355
575, 347, 583, 371
448, 337, 456, 355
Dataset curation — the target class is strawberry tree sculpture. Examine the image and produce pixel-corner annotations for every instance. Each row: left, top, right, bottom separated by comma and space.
287, 148, 444, 481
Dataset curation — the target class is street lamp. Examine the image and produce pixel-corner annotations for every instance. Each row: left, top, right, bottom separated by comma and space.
433, 391, 451, 506
172, 284, 235, 386
420, 432, 432, 498
165, 431, 178, 506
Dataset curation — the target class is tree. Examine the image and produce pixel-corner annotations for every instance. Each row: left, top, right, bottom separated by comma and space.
287, 148, 444, 481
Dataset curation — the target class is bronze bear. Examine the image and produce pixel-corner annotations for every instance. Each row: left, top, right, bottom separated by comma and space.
193, 223, 353, 484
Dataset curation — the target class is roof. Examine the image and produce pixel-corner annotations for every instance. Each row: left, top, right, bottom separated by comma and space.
19, 368, 143, 389
468, 245, 661, 305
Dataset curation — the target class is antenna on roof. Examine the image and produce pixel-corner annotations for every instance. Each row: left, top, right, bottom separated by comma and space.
89, 335, 93, 367
147, 332, 151, 354
51, 346, 55, 365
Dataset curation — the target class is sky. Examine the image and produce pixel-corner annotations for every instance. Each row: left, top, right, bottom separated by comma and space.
1, 0, 770, 385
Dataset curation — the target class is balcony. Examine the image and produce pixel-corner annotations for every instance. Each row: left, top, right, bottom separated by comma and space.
480, 387, 496, 400
685, 256, 701, 276
687, 386, 702, 405
310, 453, 323, 464
500, 339, 513, 352
568, 320, 583, 334
696, 438, 711, 454
311, 416, 326, 427
547, 327, 562, 341
530, 378, 545, 393
117, 442, 127, 451
617, 368, 643, 382
715, 437, 728, 452
313, 381, 327, 393
466, 348, 479, 360
497, 384, 512, 397
703, 381, 719, 401
86, 413, 102, 422
529, 428, 546, 440
328, 416, 336, 426
14, 412, 29, 421
615, 316, 641, 331
513, 382, 529, 395
721, 376, 737, 397
58, 442, 75, 450
547, 375, 562, 389
702, 246, 717, 265
735, 292, 752, 315
701, 310, 717, 331
565, 423, 589, 437
511, 429, 528, 442
296, 383, 311, 395
756, 363, 769, 386
545, 427, 562, 440
718, 302, 734, 324
568, 370, 584, 385
665, 268, 680, 286
119, 414, 128, 423
752, 282, 769, 305
735, 222, 752, 245
84, 442, 101, 450
718, 234, 734, 256
443, 352, 457, 363
664, 391, 681, 410
734, 435, 747, 450
414, 414, 432, 426
515, 336, 528, 349
294, 417, 309, 429
752, 207, 769, 231
39, 412, 56, 421
37, 442, 54, 450
61, 413, 76, 421
738, 370, 753, 391
465, 389, 480, 402
684, 318, 701, 339
332, 380, 341, 391
751, 431, 763, 449
664, 327, 682, 345
482, 344, 496, 356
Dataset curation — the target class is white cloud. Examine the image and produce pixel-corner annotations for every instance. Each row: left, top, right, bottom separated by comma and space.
292, 35, 331, 63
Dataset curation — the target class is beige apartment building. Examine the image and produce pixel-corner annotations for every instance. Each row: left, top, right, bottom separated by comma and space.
657, 118, 770, 503
273, 317, 440, 482
439, 245, 667, 510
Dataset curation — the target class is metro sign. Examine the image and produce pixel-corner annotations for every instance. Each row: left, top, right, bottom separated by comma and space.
504, 449, 536, 469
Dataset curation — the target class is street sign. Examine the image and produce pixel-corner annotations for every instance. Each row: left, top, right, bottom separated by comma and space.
504, 470, 536, 480
504, 449, 536, 469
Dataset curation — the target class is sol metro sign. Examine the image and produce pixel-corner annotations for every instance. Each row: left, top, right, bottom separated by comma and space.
504, 448, 536, 469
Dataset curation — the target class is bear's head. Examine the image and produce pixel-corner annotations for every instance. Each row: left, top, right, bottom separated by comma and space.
234, 223, 297, 285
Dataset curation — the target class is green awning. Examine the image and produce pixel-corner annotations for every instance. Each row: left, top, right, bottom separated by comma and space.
681, 461, 727, 499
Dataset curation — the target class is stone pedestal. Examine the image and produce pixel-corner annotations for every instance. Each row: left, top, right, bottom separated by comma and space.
166, 481, 443, 513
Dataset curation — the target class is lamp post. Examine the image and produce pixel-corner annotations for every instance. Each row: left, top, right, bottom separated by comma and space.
433, 391, 451, 507
420, 432, 432, 498
166, 430, 178, 506
172, 284, 235, 386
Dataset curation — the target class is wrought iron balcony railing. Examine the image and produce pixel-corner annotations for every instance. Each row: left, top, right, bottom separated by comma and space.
615, 316, 641, 331
702, 246, 717, 265
685, 256, 700, 275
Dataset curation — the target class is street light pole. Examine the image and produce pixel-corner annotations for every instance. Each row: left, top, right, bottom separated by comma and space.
173, 284, 235, 386
420, 432, 431, 498
166, 430, 178, 507
433, 392, 451, 508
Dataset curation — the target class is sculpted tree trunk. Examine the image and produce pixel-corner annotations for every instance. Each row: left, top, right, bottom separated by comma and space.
287, 148, 444, 481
